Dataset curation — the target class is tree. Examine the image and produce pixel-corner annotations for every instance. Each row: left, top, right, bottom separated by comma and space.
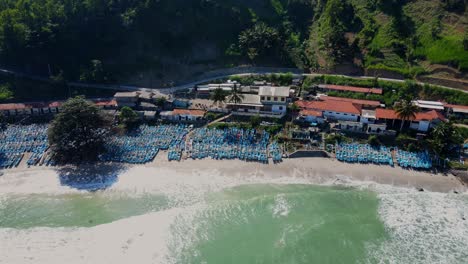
211, 88, 227, 107
368, 135, 380, 147
428, 122, 463, 159
228, 85, 244, 109
288, 103, 300, 121
238, 22, 279, 61
394, 99, 419, 131
119, 106, 139, 129
249, 115, 261, 127
315, 0, 355, 67
80, 60, 108, 83
463, 32, 468, 51
155, 97, 167, 108
48, 96, 110, 163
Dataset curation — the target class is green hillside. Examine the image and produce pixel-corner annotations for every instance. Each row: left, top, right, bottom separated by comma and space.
0, 0, 466, 88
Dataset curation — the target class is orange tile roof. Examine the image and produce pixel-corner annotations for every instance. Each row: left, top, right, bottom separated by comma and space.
376, 109, 446, 121
48, 101, 63, 107
296, 100, 362, 115
0, 103, 29, 111
94, 99, 117, 107
445, 104, 468, 110
320, 84, 383, 95
173, 109, 206, 116
299, 109, 323, 117
319, 96, 381, 107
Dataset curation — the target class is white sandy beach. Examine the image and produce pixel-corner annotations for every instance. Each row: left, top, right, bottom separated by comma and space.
1, 157, 467, 264
1, 156, 466, 195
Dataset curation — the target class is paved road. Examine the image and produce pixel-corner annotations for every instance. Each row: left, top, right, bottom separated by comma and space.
1, 66, 466, 95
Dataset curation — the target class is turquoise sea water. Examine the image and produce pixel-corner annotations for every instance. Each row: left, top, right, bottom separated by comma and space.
0, 184, 467, 263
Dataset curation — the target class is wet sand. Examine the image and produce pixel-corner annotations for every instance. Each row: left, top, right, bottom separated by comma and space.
1, 156, 465, 194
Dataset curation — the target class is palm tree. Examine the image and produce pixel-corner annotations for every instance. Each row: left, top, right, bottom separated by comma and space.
210, 88, 227, 107
394, 99, 419, 131
228, 85, 244, 110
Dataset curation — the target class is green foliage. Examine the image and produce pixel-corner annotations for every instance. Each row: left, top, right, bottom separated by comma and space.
303, 75, 468, 106
249, 115, 261, 128
368, 135, 380, 147
393, 99, 420, 130
119, 106, 139, 129
155, 97, 167, 108
80, 60, 110, 83
0, 82, 13, 100
0, 0, 466, 82
325, 134, 349, 145
238, 22, 280, 61
262, 124, 282, 135
315, 0, 354, 67
415, 34, 468, 71
48, 96, 110, 163
210, 88, 228, 106
228, 85, 244, 106
428, 122, 463, 159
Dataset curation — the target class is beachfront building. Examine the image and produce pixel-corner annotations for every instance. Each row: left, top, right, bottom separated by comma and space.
226, 86, 291, 118
297, 109, 324, 124
160, 109, 206, 122
296, 100, 362, 122
114, 92, 139, 107
445, 104, 468, 118
317, 95, 382, 109
196, 81, 238, 98
0, 103, 31, 116
317, 84, 383, 95
376, 109, 446, 132
93, 99, 117, 109
413, 100, 445, 112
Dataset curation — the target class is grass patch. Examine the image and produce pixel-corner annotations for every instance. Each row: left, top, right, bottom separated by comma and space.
415, 34, 468, 71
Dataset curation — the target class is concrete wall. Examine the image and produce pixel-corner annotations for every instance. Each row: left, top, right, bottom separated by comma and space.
323, 111, 359, 122
304, 115, 325, 124
271, 104, 287, 114
289, 150, 329, 158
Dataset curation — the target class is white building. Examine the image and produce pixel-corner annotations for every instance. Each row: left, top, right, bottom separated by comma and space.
413, 100, 445, 111
114, 92, 140, 107
226, 86, 290, 118
160, 109, 206, 122
376, 109, 446, 132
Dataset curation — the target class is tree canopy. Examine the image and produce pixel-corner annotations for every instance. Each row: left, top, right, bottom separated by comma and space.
48, 96, 110, 163
394, 99, 420, 131
118, 106, 139, 129
0, 0, 466, 83
428, 121, 463, 159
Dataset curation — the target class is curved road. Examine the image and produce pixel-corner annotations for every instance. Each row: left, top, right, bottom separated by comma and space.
1, 67, 466, 95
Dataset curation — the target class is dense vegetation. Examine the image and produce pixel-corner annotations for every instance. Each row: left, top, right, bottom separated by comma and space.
0, 0, 466, 91
303, 75, 468, 106
48, 96, 110, 162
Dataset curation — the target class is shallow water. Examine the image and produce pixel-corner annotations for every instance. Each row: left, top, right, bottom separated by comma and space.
0, 182, 467, 264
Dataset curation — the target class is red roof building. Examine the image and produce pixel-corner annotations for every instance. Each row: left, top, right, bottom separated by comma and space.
296, 100, 362, 115
376, 109, 446, 122
299, 109, 323, 117
318, 95, 381, 107
172, 109, 206, 117
318, 84, 383, 95
0, 103, 29, 111
94, 99, 117, 108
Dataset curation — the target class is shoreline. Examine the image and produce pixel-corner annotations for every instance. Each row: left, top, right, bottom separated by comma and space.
1, 156, 466, 194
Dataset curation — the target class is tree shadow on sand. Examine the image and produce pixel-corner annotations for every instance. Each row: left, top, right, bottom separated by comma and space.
57, 163, 128, 191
